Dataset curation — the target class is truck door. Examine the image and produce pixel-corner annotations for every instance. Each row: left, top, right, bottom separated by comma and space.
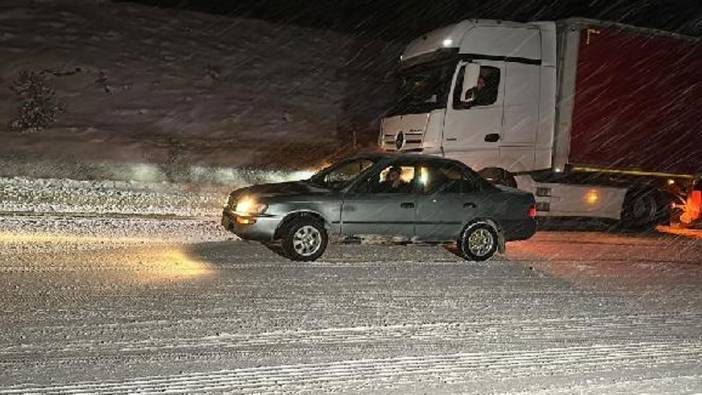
499, 59, 541, 171
442, 61, 504, 170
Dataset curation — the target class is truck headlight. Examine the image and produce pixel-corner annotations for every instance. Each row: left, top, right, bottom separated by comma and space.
235, 196, 267, 215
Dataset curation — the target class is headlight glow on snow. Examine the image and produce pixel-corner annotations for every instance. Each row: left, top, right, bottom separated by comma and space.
235, 196, 267, 215
0, 232, 211, 282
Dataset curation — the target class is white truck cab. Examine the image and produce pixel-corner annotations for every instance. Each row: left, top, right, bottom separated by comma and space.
379, 19, 699, 228
381, 20, 556, 174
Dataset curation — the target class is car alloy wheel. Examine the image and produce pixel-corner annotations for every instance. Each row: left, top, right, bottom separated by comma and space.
281, 217, 328, 262
468, 228, 494, 257
460, 223, 499, 262
292, 225, 322, 257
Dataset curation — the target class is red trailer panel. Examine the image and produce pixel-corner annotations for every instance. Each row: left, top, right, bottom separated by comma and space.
569, 23, 702, 175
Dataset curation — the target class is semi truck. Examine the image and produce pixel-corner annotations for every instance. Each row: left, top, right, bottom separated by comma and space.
379, 18, 702, 229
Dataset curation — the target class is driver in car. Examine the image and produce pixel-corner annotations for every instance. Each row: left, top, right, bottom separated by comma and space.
379, 166, 411, 193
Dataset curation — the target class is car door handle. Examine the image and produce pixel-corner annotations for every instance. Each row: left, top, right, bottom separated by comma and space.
463, 202, 477, 208
484, 133, 500, 142
400, 202, 415, 209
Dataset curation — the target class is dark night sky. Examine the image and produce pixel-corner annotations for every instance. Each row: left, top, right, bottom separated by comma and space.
120, 0, 702, 39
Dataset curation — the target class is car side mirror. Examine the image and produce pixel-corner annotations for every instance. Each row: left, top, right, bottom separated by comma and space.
460, 63, 481, 103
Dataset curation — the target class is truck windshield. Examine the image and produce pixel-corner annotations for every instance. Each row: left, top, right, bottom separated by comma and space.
388, 59, 457, 116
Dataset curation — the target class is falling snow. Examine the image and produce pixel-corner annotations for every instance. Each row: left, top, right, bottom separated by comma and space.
1, 0, 702, 393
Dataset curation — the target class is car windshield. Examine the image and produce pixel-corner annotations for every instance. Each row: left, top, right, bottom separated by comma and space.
308, 158, 377, 190
388, 59, 457, 116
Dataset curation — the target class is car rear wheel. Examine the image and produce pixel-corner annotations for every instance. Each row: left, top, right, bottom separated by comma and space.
281, 217, 328, 261
459, 223, 499, 261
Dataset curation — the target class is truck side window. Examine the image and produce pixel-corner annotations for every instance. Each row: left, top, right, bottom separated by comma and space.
453, 65, 500, 109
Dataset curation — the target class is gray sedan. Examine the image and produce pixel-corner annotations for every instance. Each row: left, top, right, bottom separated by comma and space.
222, 153, 536, 261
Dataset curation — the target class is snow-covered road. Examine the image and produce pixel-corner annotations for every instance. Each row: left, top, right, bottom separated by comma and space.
1, 215, 701, 393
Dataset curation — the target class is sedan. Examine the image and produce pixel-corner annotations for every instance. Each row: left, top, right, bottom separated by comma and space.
222, 153, 536, 261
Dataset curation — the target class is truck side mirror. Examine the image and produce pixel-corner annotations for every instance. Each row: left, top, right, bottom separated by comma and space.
461, 63, 481, 103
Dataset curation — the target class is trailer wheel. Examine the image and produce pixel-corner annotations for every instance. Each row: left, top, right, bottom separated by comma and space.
621, 188, 668, 230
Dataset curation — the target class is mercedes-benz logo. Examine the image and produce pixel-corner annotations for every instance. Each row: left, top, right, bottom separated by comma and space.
395, 131, 405, 150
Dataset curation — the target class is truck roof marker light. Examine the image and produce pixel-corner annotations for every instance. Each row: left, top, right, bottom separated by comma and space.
442, 38, 453, 47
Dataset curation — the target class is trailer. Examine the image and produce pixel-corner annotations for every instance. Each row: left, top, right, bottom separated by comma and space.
379, 18, 702, 228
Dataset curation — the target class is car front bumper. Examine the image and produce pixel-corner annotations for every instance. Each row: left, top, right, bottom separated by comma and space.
221, 208, 281, 241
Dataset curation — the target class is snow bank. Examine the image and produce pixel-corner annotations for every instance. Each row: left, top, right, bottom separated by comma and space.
0, 0, 401, 169
0, 167, 312, 217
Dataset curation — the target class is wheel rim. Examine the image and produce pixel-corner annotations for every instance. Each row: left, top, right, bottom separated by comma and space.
292, 225, 322, 257
467, 228, 494, 257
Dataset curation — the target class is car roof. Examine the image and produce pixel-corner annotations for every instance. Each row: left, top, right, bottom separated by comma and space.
351, 151, 466, 167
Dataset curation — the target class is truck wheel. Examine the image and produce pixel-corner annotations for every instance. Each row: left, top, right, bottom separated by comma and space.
281, 217, 328, 261
621, 188, 667, 230
459, 223, 499, 261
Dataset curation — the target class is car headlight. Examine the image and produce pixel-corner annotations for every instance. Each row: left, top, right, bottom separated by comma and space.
235, 196, 267, 215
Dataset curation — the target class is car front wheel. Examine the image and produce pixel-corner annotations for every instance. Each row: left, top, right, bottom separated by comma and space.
281, 217, 328, 261
459, 223, 499, 262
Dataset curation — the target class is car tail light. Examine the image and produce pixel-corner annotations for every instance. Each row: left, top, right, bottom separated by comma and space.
528, 204, 537, 218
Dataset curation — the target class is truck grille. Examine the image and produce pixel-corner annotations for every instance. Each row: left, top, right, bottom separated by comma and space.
381, 131, 424, 151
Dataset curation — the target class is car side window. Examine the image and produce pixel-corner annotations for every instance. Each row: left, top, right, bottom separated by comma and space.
453, 65, 500, 109
322, 159, 374, 187
419, 164, 480, 194
353, 165, 416, 194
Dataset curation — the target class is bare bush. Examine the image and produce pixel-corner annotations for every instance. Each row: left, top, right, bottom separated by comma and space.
9, 71, 65, 133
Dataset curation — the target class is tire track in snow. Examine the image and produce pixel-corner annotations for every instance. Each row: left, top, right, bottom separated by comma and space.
2, 312, 701, 364
2, 342, 701, 394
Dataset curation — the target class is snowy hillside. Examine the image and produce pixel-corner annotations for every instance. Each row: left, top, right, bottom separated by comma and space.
0, 0, 401, 171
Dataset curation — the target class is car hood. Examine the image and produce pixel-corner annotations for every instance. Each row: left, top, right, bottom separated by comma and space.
232, 180, 330, 199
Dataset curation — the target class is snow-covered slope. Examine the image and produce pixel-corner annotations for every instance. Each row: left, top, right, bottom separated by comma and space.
0, 0, 400, 170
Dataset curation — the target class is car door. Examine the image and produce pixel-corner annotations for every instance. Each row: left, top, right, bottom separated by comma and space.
414, 162, 488, 241
340, 163, 417, 238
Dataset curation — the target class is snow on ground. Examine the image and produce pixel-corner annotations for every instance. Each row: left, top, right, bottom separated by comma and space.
0, 211, 701, 393
1, 173, 702, 393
